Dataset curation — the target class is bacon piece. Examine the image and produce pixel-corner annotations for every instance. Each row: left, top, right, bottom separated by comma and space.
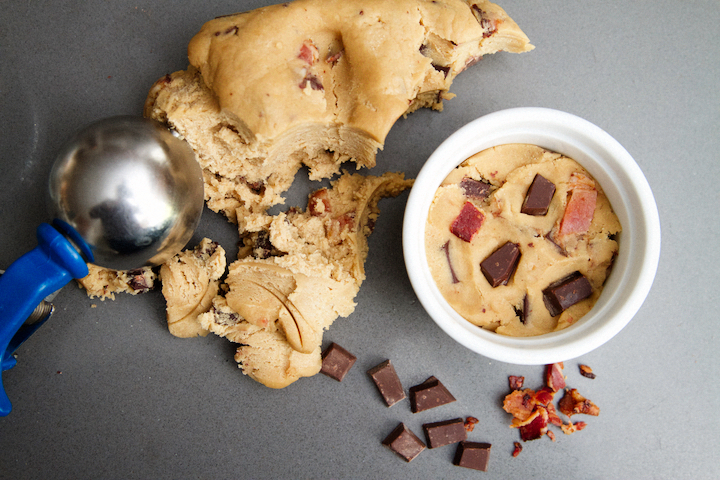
308, 189, 331, 216
560, 421, 587, 435
298, 40, 319, 64
558, 174, 597, 236
450, 202, 484, 242
513, 406, 549, 441
464, 417, 479, 432
545, 363, 566, 392
579, 364, 596, 379
512, 442, 522, 457
502, 389, 536, 422
508, 375, 524, 390
558, 388, 600, 417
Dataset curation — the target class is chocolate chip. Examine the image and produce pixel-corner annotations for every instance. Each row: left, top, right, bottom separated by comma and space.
460, 177, 491, 200
320, 343, 356, 382
382, 423, 425, 462
422, 418, 467, 449
367, 360, 406, 407
521, 174, 556, 216
409, 376, 456, 413
480, 242, 521, 287
453, 441, 492, 471
542, 271, 593, 317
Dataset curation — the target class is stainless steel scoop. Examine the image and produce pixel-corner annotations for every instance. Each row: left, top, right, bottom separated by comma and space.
0, 116, 204, 415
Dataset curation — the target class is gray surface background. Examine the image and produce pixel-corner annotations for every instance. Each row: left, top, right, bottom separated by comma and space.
0, 1, 718, 479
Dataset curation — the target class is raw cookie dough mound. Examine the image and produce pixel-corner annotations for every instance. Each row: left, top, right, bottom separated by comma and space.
160, 238, 227, 338
78, 265, 156, 300
144, 0, 532, 223
426, 144, 621, 337
199, 171, 413, 388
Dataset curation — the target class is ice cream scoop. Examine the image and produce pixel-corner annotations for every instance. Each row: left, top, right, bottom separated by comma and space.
0, 116, 204, 415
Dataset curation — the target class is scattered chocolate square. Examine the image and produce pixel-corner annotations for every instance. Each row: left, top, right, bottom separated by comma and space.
320, 342, 356, 382
409, 376, 456, 413
367, 359, 406, 407
382, 423, 426, 462
422, 418, 467, 449
480, 241, 521, 287
542, 271, 593, 317
521, 174, 556, 216
453, 441, 492, 471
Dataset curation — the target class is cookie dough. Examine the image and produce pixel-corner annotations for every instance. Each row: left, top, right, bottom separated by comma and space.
143, 0, 532, 225
199, 171, 413, 388
425, 144, 621, 336
160, 238, 227, 338
78, 265, 156, 300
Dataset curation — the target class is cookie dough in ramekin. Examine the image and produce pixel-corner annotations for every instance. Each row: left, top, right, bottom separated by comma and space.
403, 108, 660, 364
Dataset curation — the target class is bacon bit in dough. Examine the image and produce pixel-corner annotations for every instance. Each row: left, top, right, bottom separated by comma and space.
450, 201, 484, 242
558, 173, 597, 237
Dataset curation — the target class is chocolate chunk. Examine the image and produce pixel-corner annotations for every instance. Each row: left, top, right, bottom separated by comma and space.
422, 418, 467, 448
480, 242, 521, 287
320, 343, 356, 381
521, 174, 556, 216
367, 360, 406, 407
409, 376, 456, 413
460, 177, 491, 200
453, 441, 492, 471
382, 423, 426, 462
542, 271, 593, 317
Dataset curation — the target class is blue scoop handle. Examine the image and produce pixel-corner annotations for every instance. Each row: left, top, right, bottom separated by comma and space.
0, 222, 90, 416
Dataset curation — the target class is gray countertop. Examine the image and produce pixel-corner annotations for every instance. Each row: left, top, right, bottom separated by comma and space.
1, 1, 718, 479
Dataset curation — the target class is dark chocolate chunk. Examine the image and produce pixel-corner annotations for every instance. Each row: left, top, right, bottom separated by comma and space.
422, 418, 467, 449
367, 360, 406, 407
453, 441, 492, 471
441, 241, 460, 284
409, 376, 456, 413
460, 177, 492, 200
382, 423, 426, 462
480, 242, 521, 287
542, 271, 593, 317
320, 343, 356, 381
521, 174, 556, 216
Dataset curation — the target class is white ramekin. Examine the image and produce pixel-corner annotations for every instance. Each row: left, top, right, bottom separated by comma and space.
402, 107, 661, 364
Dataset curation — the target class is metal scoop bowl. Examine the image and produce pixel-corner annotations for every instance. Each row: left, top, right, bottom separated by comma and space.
0, 116, 204, 415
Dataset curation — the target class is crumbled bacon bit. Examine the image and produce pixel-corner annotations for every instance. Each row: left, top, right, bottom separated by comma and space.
545, 363, 566, 392
560, 420, 587, 435
327, 50, 343, 65
512, 442, 522, 457
127, 270, 150, 292
558, 388, 600, 417
308, 189, 331, 216
464, 417, 479, 432
546, 430, 556, 442
298, 40, 319, 64
579, 364, 596, 379
335, 212, 356, 230
508, 375, 524, 390
299, 72, 323, 91
513, 406, 549, 441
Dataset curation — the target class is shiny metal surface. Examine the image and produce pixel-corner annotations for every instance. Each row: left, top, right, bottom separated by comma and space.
48, 116, 204, 271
